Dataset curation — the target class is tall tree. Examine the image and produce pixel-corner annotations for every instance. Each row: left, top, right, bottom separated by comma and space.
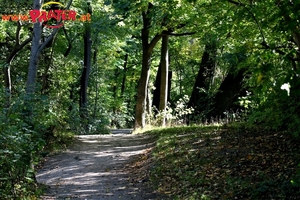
188, 40, 217, 120
134, 3, 162, 129
79, 1, 92, 122
26, 0, 62, 94
207, 67, 246, 120
158, 35, 169, 126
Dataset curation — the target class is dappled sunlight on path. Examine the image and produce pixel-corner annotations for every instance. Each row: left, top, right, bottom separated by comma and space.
36, 131, 158, 200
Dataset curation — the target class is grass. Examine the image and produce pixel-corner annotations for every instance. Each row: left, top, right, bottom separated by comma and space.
143, 124, 300, 199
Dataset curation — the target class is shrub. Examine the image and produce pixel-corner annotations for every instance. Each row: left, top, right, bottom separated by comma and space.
0, 92, 48, 199
149, 95, 194, 126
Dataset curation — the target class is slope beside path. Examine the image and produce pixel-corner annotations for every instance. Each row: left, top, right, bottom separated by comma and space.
36, 130, 160, 200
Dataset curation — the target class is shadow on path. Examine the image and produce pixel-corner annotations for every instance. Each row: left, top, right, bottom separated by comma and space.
37, 131, 160, 200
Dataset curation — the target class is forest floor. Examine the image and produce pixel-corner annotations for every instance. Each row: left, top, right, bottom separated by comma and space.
145, 125, 300, 199
36, 129, 164, 200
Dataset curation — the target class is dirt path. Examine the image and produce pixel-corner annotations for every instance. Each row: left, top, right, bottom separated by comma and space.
36, 130, 161, 200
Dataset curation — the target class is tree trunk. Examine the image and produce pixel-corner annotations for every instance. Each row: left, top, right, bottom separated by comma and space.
79, 2, 92, 122
146, 85, 152, 124
40, 45, 55, 95
207, 67, 246, 121
134, 43, 151, 129
188, 41, 216, 120
3, 63, 11, 98
26, 0, 61, 94
79, 35, 91, 110
153, 67, 172, 118
159, 35, 169, 126
134, 5, 162, 129
93, 41, 99, 119
168, 70, 172, 103
152, 64, 161, 112
26, 0, 42, 94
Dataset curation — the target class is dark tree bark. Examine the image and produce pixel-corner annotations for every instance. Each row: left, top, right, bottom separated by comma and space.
79, 2, 92, 121
134, 3, 162, 129
63, 26, 73, 57
188, 41, 216, 119
207, 67, 246, 120
93, 39, 99, 119
40, 42, 56, 95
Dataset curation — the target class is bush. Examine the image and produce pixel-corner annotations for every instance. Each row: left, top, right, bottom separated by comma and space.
148, 95, 194, 126
248, 85, 300, 136
0, 95, 45, 198
0, 91, 64, 199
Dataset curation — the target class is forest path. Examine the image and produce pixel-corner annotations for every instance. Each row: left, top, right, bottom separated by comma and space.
36, 130, 160, 200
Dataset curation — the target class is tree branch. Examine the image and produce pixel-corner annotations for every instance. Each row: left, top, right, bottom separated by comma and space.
63, 26, 74, 57
37, 0, 73, 56
261, 41, 300, 61
7, 36, 32, 64
37, 28, 59, 56
147, 34, 163, 54
16, 21, 22, 45
228, 0, 243, 5
228, 0, 266, 44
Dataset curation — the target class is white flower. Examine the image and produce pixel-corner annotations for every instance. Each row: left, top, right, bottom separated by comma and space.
117, 21, 125, 27
280, 83, 290, 96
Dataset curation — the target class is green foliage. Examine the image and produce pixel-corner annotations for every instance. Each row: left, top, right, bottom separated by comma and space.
0, 92, 47, 199
148, 95, 194, 126
0, 89, 76, 198
246, 57, 300, 136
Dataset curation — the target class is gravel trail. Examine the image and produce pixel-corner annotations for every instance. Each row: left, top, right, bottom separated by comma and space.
36, 130, 160, 200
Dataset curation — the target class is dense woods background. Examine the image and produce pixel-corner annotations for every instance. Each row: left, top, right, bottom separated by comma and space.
1, 0, 300, 198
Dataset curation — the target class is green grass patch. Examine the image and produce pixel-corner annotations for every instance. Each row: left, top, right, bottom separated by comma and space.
146, 125, 300, 199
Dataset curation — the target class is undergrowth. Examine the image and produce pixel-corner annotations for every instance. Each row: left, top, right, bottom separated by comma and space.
145, 125, 300, 199
0, 91, 76, 199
